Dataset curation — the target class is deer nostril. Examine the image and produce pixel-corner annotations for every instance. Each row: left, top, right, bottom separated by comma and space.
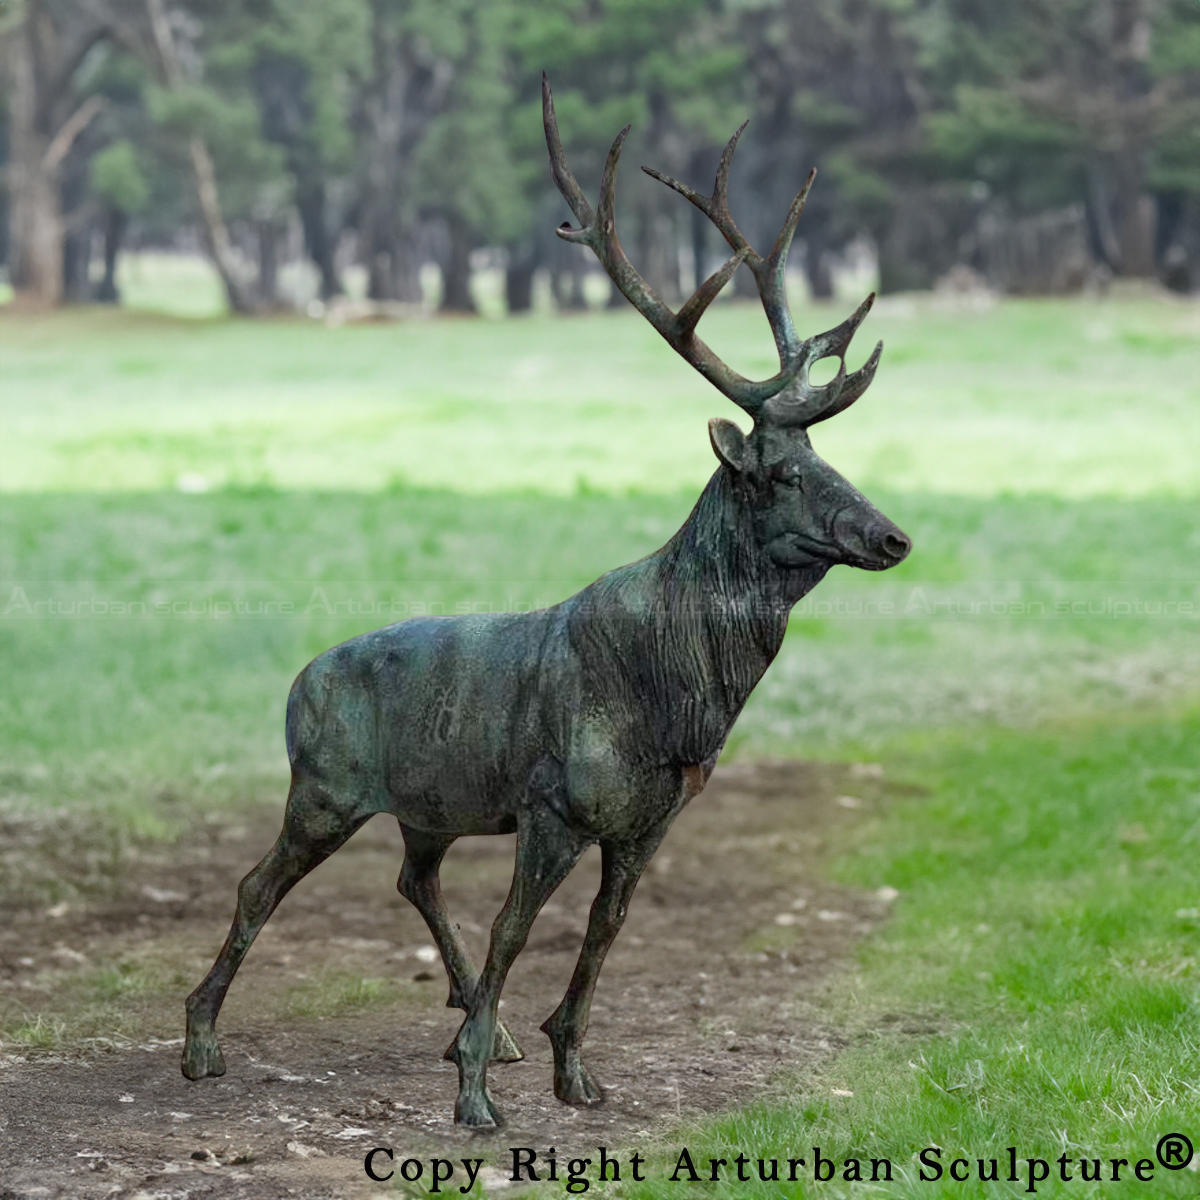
882, 531, 911, 560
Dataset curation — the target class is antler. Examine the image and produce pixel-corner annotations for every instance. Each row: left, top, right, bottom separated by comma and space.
543, 75, 882, 427
544, 76, 796, 417
793, 294, 883, 426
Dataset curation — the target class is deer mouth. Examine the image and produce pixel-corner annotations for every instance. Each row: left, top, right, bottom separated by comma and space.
769, 525, 911, 571
766, 531, 841, 568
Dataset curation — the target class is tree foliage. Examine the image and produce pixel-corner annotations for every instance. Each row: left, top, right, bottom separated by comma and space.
90, 139, 149, 214
2, 0, 1197, 307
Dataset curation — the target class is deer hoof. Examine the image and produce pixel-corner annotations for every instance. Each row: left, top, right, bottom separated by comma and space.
454, 1088, 503, 1129
181, 1035, 226, 1081
555, 1062, 603, 1106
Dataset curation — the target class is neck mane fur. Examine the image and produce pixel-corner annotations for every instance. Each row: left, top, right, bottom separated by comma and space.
568, 467, 826, 765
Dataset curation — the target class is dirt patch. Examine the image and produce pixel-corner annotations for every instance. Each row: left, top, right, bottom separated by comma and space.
1, 761, 899, 1199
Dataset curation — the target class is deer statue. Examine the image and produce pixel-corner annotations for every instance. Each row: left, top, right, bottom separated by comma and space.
181, 77, 911, 1128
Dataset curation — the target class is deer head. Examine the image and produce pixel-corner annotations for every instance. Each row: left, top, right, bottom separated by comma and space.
543, 77, 911, 576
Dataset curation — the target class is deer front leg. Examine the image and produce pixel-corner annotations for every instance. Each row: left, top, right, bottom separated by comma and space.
397, 825, 523, 1062
541, 825, 669, 1106
448, 806, 586, 1128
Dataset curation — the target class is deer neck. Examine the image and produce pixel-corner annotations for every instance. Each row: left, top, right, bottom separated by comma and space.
656, 465, 828, 662
571, 468, 827, 766
652, 467, 828, 758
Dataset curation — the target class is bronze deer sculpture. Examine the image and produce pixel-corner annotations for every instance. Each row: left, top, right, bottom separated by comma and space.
181, 77, 911, 1128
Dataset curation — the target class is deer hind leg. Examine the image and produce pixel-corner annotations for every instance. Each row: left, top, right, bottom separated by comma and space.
397, 824, 523, 1062
542, 826, 668, 1106
449, 806, 587, 1127
181, 775, 371, 1081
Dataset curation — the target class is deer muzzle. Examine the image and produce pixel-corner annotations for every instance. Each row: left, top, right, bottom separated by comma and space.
858, 520, 912, 570
829, 508, 912, 571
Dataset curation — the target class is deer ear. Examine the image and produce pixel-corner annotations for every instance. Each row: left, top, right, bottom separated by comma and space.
708, 417, 747, 472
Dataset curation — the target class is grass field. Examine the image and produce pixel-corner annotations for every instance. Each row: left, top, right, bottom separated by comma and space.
1, 289, 1198, 1193
621, 711, 1200, 1199
3, 290, 1198, 498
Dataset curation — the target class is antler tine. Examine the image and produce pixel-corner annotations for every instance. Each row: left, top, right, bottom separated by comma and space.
714, 122, 749, 214
640, 166, 702, 205
597, 124, 632, 240
645, 131, 814, 370
543, 77, 806, 417
808, 292, 876, 361
542, 74, 594, 232
676, 247, 750, 340
767, 169, 816, 271
770, 294, 881, 427
559, 122, 679, 342
839, 340, 883, 404
803, 341, 883, 426
758, 169, 817, 363
641, 122, 755, 260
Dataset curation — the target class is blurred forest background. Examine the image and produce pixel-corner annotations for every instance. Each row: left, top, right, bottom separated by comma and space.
3, 0, 1199, 315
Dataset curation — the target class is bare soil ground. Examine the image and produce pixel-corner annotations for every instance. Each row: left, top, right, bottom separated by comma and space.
1, 761, 904, 1199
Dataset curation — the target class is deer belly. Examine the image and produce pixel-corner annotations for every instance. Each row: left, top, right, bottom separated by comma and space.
380, 696, 531, 834
372, 615, 552, 833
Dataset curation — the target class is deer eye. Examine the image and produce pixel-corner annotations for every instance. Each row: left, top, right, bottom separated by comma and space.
774, 471, 804, 490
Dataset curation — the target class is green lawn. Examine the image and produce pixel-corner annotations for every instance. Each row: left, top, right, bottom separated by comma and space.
1, 293, 1197, 1191
623, 713, 1200, 1199
1, 488, 1196, 821
2, 291, 1197, 497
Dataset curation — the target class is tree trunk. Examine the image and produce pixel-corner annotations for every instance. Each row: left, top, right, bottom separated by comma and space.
63, 224, 94, 303
96, 210, 127, 303
1114, 155, 1156, 277
5, 22, 104, 306
358, 5, 452, 308
504, 236, 537, 313
368, 230, 423, 303
1086, 161, 1122, 270
805, 241, 835, 300
186, 139, 254, 313
392, 235, 423, 303
1157, 192, 1198, 293
9, 154, 65, 305
1086, 154, 1157, 279
295, 179, 339, 299
440, 214, 476, 313
145, 0, 253, 313
256, 219, 281, 308
553, 257, 587, 312
638, 210, 681, 304
690, 205, 709, 294
505, 262, 534, 313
